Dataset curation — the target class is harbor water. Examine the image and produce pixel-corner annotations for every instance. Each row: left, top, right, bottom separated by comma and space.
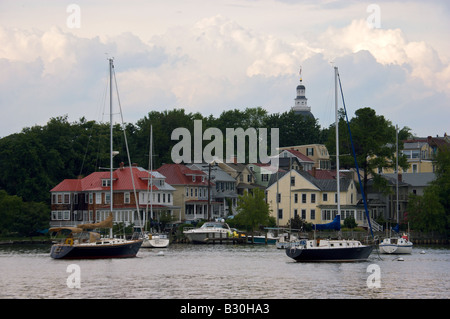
0, 243, 448, 299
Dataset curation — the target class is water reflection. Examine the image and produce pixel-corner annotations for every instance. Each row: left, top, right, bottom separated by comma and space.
0, 244, 448, 299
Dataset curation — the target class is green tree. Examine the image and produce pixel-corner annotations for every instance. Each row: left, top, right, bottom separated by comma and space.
407, 147, 450, 233
407, 189, 446, 233
326, 107, 410, 197
233, 189, 272, 231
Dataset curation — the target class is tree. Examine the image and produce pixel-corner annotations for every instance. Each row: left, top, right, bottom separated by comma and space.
233, 189, 273, 231
407, 147, 450, 233
326, 107, 410, 197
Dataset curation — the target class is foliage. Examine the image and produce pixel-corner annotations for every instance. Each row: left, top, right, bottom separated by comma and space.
287, 215, 313, 231
343, 216, 357, 229
407, 148, 450, 233
232, 189, 273, 231
0, 190, 49, 236
326, 107, 410, 197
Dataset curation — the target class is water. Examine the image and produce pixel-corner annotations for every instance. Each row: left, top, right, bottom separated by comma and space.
0, 244, 448, 299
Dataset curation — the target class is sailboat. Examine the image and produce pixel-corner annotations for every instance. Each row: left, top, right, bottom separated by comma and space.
141, 124, 170, 248
49, 59, 143, 259
286, 66, 374, 262
379, 126, 413, 254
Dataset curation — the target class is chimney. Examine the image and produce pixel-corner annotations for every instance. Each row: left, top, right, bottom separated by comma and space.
312, 167, 316, 177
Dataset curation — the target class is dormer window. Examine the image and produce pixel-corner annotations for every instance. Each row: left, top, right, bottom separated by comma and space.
102, 179, 111, 187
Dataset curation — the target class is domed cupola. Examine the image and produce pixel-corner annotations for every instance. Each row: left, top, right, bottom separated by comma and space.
291, 66, 314, 119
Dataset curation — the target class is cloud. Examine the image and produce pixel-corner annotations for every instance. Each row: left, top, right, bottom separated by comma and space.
0, 7, 449, 138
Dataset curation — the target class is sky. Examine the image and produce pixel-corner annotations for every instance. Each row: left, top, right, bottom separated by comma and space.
1, 0, 449, 138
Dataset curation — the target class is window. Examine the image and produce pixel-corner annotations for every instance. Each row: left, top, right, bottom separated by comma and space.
307, 147, 314, 156
290, 176, 295, 186
163, 193, 166, 203
261, 174, 269, 182
168, 194, 171, 203
158, 193, 161, 203
302, 194, 307, 203
294, 209, 298, 218
310, 209, 316, 220
277, 193, 281, 203
412, 164, 418, 173
105, 193, 111, 204
89, 193, 93, 204
186, 187, 189, 197
311, 194, 316, 203
278, 209, 283, 219
124, 192, 130, 204
294, 193, 298, 203
323, 193, 328, 202
102, 179, 111, 187
301, 209, 306, 219
192, 176, 196, 182
96, 193, 102, 204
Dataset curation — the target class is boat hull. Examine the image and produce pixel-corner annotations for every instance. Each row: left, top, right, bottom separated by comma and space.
286, 245, 374, 262
50, 240, 143, 259
379, 244, 413, 254
142, 237, 170, 248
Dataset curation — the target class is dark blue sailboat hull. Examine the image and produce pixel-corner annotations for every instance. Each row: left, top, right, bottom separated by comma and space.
50, 240, 143, 259
286, 245, 374, 262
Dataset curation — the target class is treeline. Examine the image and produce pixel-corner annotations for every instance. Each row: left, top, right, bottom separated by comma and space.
4, 105, 448, 235
0, 107, 325, 204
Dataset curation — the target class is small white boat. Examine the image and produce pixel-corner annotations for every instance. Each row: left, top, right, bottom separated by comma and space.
142, 233, 170, 248
379, 234, 413, 254
183, 221, 232, 244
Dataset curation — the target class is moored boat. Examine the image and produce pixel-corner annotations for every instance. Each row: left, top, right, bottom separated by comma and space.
50, 214, 142, 259
379, 233, 413, 254
183, 221, 233, 244
285, 66, 375, 262
142, 232, 170, 248
49, 59, 143, 259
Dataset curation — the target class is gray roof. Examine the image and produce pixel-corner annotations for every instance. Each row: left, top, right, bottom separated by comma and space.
268, 169, 353, 192
382, 173, 436, 187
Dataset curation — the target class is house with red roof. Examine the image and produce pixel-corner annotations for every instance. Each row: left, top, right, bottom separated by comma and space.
157, 163, 218, 222
50, 163, 176, 228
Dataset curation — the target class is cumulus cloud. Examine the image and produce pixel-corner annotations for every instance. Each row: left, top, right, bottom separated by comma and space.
0, 6, 448, 138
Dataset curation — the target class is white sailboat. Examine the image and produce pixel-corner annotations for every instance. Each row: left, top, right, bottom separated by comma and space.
141, 124, 170, 248
286, 66, 374, 262
379, 125, 413, 254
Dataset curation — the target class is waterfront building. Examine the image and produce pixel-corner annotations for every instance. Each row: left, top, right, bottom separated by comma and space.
157, 163, 215, 222
50, 163, 176, 228
278, 144, 331, 170
188, 163, 238, 217
265, 169, 370, 228
380, 134, 450, 174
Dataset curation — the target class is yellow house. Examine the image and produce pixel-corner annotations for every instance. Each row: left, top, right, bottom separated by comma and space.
279, 144, 331, 170
381, 135, 450, 174
266, 169, 369, 228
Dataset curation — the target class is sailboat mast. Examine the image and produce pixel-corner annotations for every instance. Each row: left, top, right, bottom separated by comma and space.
109, 58, 114, 238
335, 66, 341, 216
396, 124, 399, 224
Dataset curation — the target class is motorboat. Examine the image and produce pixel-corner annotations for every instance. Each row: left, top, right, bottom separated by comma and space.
183, 221, 233, 244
